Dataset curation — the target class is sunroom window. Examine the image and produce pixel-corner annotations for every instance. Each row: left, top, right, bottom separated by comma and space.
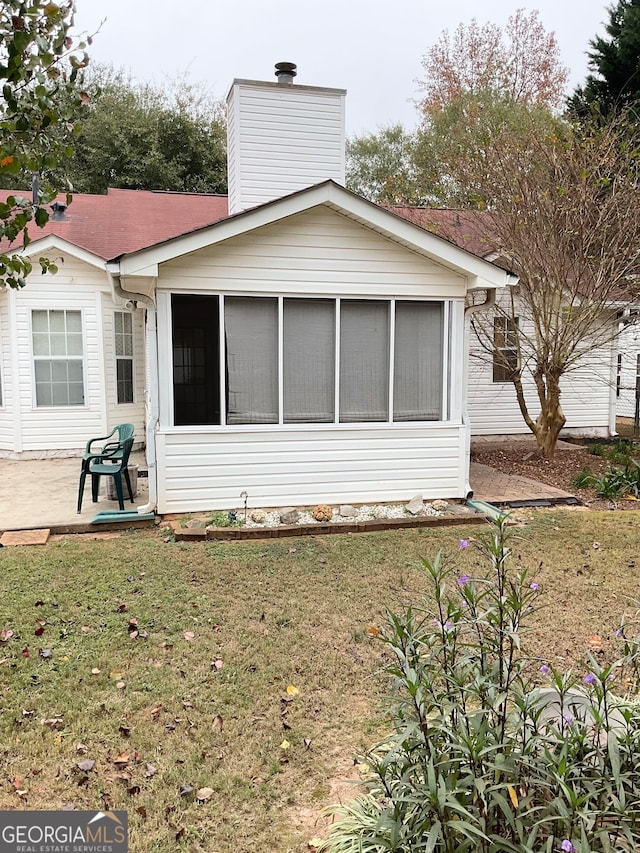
32, 309, 84, 406
171, 295, 447, 426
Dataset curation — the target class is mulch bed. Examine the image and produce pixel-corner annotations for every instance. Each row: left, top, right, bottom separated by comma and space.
470, 439, 626, 509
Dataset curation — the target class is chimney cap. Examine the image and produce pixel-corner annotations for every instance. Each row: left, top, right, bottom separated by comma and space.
275, 61, 297, 84
50, 200, 67, 221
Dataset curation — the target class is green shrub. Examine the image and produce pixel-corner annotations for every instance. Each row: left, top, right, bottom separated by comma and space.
319, 517, 640, 853
570, 466, 595, 489
206, 510, 244, 528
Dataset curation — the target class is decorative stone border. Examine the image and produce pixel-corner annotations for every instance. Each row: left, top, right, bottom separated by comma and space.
166, 504, 487, 541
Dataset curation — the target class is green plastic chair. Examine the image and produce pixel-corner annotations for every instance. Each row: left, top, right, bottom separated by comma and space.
77, 424, 135, 513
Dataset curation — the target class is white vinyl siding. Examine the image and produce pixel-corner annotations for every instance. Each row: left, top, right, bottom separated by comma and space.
161, 207, 466, 300
467, 297, 615, 436
1, 253, 146, 456
156, 425, 467, 513
227, 80, 346, 214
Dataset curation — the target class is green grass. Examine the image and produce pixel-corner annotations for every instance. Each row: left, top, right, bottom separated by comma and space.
1, 514, 640, 851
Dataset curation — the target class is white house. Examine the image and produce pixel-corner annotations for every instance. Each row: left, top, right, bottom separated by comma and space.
3, 63, 619, 516
0, 64, 519, 514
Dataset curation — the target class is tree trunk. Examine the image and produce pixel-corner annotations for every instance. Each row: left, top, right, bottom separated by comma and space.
533, 371, 566, 459
512, 369, 566, 459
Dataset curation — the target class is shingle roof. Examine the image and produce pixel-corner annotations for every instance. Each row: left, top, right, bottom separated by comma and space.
0, 187, 229, 260
1, 186, 501, 266
390, 207, 498, 259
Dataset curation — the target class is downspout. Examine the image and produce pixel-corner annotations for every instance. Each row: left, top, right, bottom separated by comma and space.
106, 267, 158, 515
462, 288, 497, 499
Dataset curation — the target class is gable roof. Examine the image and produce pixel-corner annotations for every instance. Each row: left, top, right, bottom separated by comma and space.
1, 184, 514, 290
116, 180, 515, 291
0, 188, 228, 260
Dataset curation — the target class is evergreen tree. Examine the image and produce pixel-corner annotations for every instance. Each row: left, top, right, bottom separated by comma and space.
568, 0, 640, 117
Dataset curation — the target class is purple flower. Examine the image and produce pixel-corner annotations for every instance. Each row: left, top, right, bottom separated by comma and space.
539, 664, 551, 675
457, 575, 470, 587
563, 713, 574, 725
561, 841, 575, 853
530, 582, 539, 591
584, 673, 597, 685
459, 539, 469, 550
616, 628, 624, 637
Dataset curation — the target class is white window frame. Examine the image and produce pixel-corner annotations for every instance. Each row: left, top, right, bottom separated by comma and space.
172, 293, 452, 428
114, 310, 135, 405
31, 308, 86, 408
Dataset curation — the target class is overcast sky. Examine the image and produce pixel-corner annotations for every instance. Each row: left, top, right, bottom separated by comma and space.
74, 0, 609, 135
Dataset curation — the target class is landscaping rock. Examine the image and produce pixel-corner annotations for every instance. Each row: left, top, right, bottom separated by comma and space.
339, 504, 357, 517
432, 499, 449, 511
312, 504, 333, 522
279, 508, 300, 524
250, 509, 267, 523
185, 519, 206, 529
406, 495, 424, 515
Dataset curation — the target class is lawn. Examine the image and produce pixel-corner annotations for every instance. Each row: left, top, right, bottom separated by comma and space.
0, 511, 639, 852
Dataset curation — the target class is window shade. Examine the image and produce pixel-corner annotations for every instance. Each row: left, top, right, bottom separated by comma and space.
339, 300, 389, 422
394, 301, 443, 421
284, 299, 335, 423
225, 296, 278, 424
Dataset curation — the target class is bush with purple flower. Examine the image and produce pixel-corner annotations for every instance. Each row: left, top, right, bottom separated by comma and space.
320, 515, 640, 853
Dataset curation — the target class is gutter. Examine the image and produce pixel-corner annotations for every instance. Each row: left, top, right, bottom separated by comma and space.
105, 266, 158, 516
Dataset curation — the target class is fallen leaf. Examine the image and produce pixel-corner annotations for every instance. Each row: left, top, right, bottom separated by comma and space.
91, 668, 100, 675
280, 739, 290, 750
116, 681, 126, 690
34, 625, 45, 637
149, 707, 162, 719
286, 685, 299, 696
308, 839, 324, 852
179, 784, 194, 797
41, 717, 63, 730
196, 786, 214, 802
127, 785, 140, 796
80, 626, 91, 634
119, 724, 131, 736
112, 752, 130, 767
39, 649, 52, 659
183, 631, 195, 641
212, 715, 224, 732
22, 646, 30, 658
76, 759, 95, 772
211, 658, 223, 671
144, 763, 157, 778
76, 744, 88, 754
110, 669, 123, 680
0, 629, 13, 643
136, 806, 147, 819
21, 709, 34, 717
367, 626, 381, 637
507, 785, 519, 808
117, 603, 128, 613
175, 828, 186, 841
304, 738, 312, 750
